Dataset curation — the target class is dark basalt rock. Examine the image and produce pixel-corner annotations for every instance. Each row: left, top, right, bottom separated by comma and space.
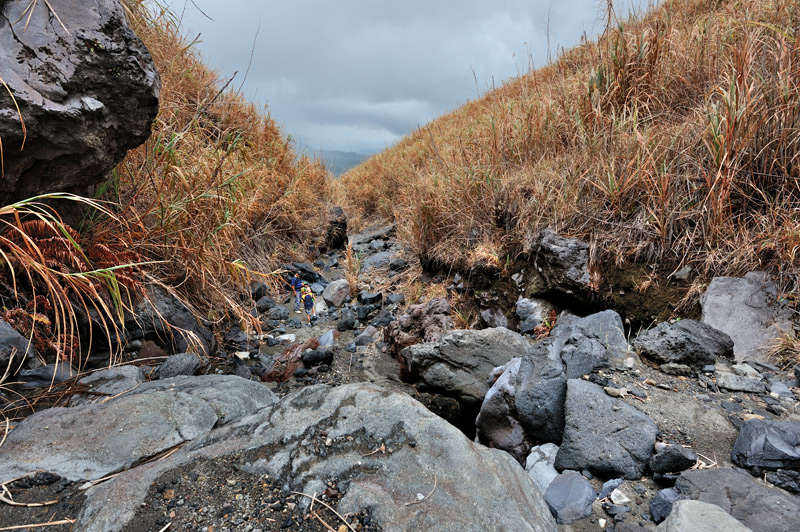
731, 419, 800, 472
0, 0, 160, 204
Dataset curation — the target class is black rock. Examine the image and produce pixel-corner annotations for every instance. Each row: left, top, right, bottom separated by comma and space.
543, 471, 596, 525
345, 343, 357, 353
371, 309, 395, 327
256, 295, 276, 313
602, 503, 632, 516
765, 470, 800, 494
731, 419, 800, 471
287, 319, 303, 329
532, 230, 592, 300
386, 294, 406, 305
555, 379, 658, 480
250, 281, 268, 301
292, 262, 325, 283
293, 367, 309, 378
269, 307, 290, 321
302, 348, 334, 367
598, 478, 624, 500
266, 336, 280, 347
650, 488, 683, 523
0, 0, 160, 204
389, 258, 409, 272
632, 320, 733, 369
357, 305, 375, 321
337, 308, 356, 331
157, 353, 203, 379
354, 334, 373, 346
650, 445, 697, 474
358, 291, 383, 306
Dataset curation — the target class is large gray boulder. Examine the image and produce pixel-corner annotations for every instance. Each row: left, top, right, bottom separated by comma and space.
0, 375, 276, 483
156, 352, 204, 379
0, 0, 160, 204
400, 327, 530, 406
731, 419, 800, 471
476, 311, 633, 458
360, 250, 395, 271
700, 273, 794, 362
475, 357, 535, 463
674, 468, 800, 532
0, 318, 38, 372
70, 365, 145, 406
656, 500, 753, 532
322, 278, 351, 307
553, 310, 630, 378
75, 383, 558, 532
555, 379, 658, 479
633, 319, 733, 369
127, 285, 216, 356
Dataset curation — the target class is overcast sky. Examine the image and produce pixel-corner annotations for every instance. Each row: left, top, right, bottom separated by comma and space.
177, 0, 644, 153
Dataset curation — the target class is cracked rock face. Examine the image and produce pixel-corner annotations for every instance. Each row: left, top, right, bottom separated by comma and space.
0, 0, 159, 203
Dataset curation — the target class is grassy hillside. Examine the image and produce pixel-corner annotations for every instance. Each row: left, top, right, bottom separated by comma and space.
107, 1, 331, 322
338, 0, 799, 300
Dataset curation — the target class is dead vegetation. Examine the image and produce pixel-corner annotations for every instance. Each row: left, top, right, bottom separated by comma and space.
337, 0, 800, 300
113, 0, 332, 327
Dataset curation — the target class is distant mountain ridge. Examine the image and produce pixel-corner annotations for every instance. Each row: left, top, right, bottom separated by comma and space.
299, 144, 372, 176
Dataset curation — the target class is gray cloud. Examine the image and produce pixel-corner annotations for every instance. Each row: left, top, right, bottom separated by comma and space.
177, 0, 641, 152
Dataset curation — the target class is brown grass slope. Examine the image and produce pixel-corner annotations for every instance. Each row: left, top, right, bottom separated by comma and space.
338, 0, 800, 297
110, 1, 331, 324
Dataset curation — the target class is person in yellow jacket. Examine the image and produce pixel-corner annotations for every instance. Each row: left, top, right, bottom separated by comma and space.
300, 283, 316, 327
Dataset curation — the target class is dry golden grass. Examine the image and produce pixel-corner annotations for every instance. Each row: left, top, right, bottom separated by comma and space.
337, 0, 800, 296
109, 1, 332, 326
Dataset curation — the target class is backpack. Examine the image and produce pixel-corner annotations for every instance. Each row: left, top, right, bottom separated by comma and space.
303, 293, 313, 306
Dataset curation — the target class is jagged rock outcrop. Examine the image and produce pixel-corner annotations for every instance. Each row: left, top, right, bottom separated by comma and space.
633, 319, 734, 370
476, 310, 636, 459
0, 0, 160, 203
384, 297, 452, 361
530, 230, 592, 300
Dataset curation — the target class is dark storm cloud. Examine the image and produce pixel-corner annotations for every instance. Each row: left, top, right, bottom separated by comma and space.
178, 0, 641, 152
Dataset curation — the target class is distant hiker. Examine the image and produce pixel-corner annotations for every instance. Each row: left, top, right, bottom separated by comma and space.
291, 272, 303, 313
301, 282, 316, 326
